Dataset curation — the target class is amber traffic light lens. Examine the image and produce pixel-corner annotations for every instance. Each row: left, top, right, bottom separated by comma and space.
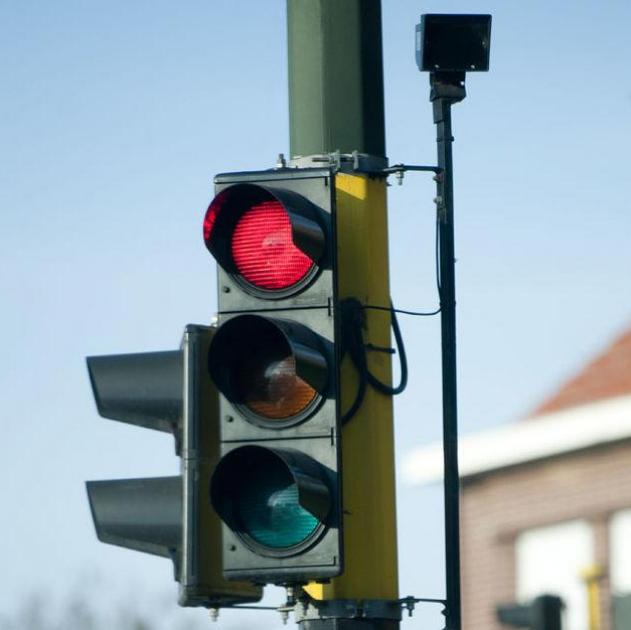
237, 353, 317, 420
208, 314, 328, 426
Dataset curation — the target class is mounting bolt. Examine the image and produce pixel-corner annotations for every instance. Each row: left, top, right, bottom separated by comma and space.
285, 586, 296, 605
404, 597, 416, 617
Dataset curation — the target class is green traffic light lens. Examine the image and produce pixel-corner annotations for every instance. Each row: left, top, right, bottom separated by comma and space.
235, 457, 320, 549
210, 445, 332, 558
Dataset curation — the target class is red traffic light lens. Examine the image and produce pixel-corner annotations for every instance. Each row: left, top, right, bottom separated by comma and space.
231, 200, 314, 291
236, 352, 317, 420
204, 184, 326, 297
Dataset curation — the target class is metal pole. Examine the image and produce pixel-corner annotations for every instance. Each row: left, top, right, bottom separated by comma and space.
287, 0, 386, 159
432, 73, 465, 630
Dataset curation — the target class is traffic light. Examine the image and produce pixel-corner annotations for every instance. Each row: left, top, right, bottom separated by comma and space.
497, 594, 563, 630
85, 324, 262, 607
203, 168, 342, 584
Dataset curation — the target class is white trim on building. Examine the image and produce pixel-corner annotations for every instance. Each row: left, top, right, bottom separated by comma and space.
401, 394, 631, 485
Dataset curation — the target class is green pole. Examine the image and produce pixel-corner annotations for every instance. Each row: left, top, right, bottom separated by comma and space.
287, 0, 386, 159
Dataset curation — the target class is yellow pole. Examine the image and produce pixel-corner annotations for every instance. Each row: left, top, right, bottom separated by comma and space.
304, 173, 398, 602
581, 564, 604, 630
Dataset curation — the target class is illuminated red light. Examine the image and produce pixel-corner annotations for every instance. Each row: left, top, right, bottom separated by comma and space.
203, 205, 219, 242
231, 200, 314, 290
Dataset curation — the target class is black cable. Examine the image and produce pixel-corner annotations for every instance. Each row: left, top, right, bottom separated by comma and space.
340, 298, 411, 424
436, 209, 443, 294
362, 189, 442, 318
340, 298, 369, 425
364, 302, 408, 396
340, 179, 444, 423
363, 303, 441, 317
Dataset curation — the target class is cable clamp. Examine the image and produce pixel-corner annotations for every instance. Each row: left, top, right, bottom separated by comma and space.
365, 342, 395, 355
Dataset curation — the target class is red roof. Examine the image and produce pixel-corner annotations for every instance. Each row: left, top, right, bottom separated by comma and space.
531, 326, 631, 417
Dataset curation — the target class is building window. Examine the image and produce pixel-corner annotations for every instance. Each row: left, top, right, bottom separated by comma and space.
610, 508, 631, 630
515, 519, 593, 630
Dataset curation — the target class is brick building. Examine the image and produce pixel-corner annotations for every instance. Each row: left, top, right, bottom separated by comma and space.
404, 327, 631, 630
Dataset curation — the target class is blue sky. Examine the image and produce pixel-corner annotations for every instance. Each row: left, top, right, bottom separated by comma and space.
2, 1, 631, 629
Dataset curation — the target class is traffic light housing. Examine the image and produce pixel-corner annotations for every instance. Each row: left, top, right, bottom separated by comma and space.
86, 324, 262, 607
497, 594, 564, 630
204, 168, 342, 584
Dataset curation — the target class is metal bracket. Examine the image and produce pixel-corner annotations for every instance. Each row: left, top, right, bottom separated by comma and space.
278, 152, 442, 187
214, 593, 447, 626
288, 151, 388, 174
382, 163, 443, 186
398, 596, 447, 618
429, 71, 467, 104
291, 594, 447, 623
293, 598, 403, 623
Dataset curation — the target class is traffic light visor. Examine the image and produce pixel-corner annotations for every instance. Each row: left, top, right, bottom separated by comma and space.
210, 446, 330, 556
208, 315, 328, 426
86, 351, 183, 433
204, 184, 326, 297
86, 476, 181, 558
